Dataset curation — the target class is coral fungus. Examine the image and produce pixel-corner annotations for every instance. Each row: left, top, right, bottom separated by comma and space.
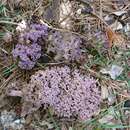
7, 66, 101, 120
19, 23, 48, 43
48, 31, 83, 62
12, 44, 41, 70
12, 23, 48, 70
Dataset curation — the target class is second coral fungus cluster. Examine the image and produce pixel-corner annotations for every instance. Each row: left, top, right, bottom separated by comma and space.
12, 23, 85, 70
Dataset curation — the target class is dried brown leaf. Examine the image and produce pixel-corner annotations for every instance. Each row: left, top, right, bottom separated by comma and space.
105, 27, 125, 48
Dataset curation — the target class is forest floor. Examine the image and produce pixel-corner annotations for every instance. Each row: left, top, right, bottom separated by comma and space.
0, 0, 130, 130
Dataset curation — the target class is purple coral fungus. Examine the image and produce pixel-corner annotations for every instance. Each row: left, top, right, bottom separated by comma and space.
19, 23, 48, 43
12, 23, 48, 70
20, 66, 101, 120
48, 31, 82, 62
12, 44, 41, 70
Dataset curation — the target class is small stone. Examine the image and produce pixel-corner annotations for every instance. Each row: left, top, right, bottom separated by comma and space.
3, 32, 12, 43
124, 100, 130, 108
81, 6, 93, 14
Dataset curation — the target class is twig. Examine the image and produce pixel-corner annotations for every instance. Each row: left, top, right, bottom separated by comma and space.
0, 47, 8, 54
0, 69, 18, 93
0, 21, 18, 25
